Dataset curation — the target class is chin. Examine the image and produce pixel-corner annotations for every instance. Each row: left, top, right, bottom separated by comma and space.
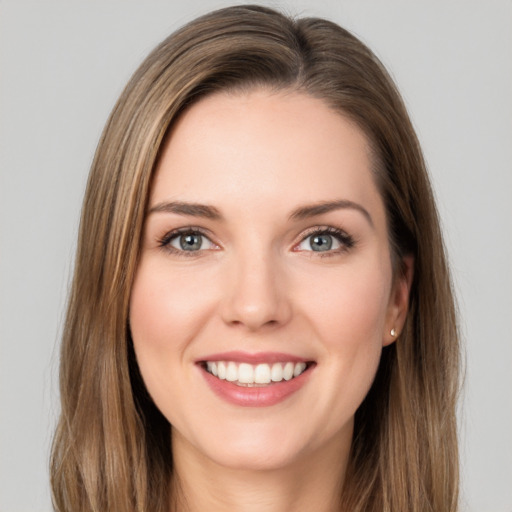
206, 439, 304, 472
176, 419, 310, 472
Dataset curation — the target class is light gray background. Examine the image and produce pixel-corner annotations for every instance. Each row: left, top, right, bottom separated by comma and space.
1, 1, 511, 511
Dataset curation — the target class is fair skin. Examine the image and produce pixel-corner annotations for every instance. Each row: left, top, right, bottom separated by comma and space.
130, 89, 412, 512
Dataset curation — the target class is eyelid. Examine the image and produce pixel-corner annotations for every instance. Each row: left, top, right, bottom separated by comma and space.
292, 225, 355, 254
155, 224, 355, 256
157, 226, 220, 255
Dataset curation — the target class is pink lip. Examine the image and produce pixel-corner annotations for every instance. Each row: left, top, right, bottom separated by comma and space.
197, 353, 315, 407
197, 351, 310, 364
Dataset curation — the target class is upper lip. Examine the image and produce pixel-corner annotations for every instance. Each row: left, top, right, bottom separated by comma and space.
196, 351, 313, 364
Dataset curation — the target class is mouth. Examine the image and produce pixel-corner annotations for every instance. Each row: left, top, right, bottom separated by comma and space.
197, 352, 315, 407
200, 360, 313, 387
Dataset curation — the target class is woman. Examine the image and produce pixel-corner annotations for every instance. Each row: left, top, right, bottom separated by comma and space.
50, 5, 460, 511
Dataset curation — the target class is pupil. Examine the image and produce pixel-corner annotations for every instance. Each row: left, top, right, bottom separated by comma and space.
311, 235, 332, 251
180, 234, 201, 251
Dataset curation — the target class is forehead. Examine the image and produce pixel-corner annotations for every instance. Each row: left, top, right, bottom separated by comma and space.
151, 89, 384, 226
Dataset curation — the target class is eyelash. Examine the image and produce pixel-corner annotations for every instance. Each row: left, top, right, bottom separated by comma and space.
157, 227, 215, 257
156, 226, 356, 257
295, 226, 356, 257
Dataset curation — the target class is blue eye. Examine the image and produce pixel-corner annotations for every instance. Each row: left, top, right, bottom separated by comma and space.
296, 228, 354, 253
173, 233, 204, 251
160, 229, 216, 253
309, 234, 335, 251
298, 233, 340, 252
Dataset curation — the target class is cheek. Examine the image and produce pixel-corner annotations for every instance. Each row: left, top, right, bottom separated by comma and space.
128, 258, 214, 404
303, 262, 391, 348
130, 259, 210, 352
297, 262, 391, 410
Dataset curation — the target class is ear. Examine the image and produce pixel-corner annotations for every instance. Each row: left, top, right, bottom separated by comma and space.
383, 255, 414, 346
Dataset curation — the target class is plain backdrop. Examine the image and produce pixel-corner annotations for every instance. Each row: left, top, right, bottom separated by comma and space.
1, 1, 511, 511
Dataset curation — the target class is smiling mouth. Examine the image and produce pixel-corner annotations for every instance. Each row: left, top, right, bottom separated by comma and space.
201, 361, 314, 387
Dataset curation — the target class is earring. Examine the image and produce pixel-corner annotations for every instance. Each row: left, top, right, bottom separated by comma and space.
390, 328, 397, 337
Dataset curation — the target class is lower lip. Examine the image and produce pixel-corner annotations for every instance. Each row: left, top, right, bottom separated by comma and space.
200, 365, 313, 407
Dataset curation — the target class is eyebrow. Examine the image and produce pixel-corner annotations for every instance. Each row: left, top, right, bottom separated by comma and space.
148, 198, 373, 226
289, 199, 373, 227
148, 201, 223, 220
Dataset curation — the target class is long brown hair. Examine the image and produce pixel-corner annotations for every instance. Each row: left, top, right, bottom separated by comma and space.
51, 5, 460, 511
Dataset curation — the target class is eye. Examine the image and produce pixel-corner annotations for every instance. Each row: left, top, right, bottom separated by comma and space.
295, 227, 355, 254
159, 229, 217, 254
297, 233, 340, 252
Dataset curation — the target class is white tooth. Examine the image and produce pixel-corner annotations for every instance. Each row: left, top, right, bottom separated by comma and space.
210, 361, 218, 377
217, 361, 227, 379
293, 362, 306, 377
238, 363, 255, 384
283, 362, 294, 381
271, 363, 283, 382
254, 363, 271, 384
226, 362, 238, 382
206, 362, 213, 374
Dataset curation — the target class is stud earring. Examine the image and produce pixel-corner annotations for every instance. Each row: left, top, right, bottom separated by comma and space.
390, 328, 397, 337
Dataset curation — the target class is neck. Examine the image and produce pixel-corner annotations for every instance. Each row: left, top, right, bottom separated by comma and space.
170, 430, 350, 512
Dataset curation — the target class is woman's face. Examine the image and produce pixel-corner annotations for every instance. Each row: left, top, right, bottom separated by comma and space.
130, 89, 410, 471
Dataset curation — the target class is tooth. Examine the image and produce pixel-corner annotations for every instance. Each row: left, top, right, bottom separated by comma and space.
210, 360, 307, 383
254, 363, 271, 384
226, 362, 238, 382
238, 363, 254, 384
271, 363, 283, 382
283, 362, 294, 381
217, 361, 227, 379
293, 362, 306, 377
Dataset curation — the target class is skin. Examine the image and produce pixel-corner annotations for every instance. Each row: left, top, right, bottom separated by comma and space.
129, 89, 412, 512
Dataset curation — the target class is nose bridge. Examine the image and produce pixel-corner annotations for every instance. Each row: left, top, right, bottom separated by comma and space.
221, 242, 291, 329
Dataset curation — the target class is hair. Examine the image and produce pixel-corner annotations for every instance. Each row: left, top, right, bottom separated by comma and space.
50, 5, 460, 512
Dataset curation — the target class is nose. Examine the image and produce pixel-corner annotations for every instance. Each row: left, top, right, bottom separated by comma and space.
220, 249, 292, 331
